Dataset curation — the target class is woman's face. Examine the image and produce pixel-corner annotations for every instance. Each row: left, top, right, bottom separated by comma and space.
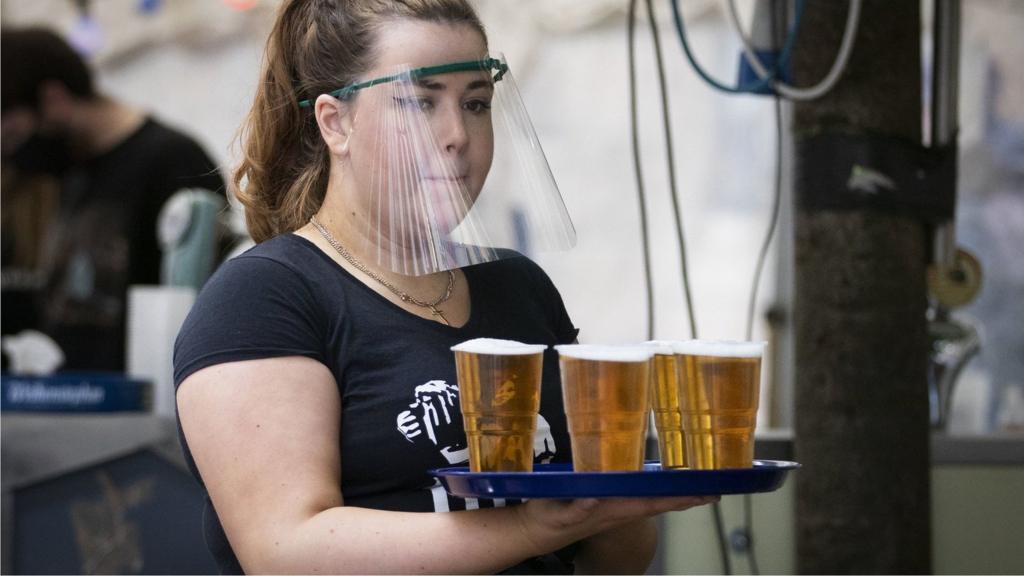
342, 20, 494, 242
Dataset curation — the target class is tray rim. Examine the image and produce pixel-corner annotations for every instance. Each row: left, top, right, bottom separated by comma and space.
432, 459, 801, 476
430, 459, 801, 499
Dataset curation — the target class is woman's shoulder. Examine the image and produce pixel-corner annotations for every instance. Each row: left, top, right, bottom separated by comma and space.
468, 249, 539, 276
231, 232, 321, 266
468, 250, 555, 287
212, 233, 331, 282
196, 233, 335, 307
466, 251, 565, 306
468, 251, 577, 342
175, 234, 337, 385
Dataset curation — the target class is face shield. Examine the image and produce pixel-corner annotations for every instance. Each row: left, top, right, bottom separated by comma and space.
302, 55, 576, 276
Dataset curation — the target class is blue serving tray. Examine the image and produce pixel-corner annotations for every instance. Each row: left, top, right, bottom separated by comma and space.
432, 460, 800, 499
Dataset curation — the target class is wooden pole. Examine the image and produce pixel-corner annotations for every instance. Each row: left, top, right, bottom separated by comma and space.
792, 0, 932, 572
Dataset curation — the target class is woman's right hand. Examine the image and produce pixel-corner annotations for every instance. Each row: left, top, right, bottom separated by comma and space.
513, 494, 719, 555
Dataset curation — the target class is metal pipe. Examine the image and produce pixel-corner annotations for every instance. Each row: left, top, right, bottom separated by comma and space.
931, 0, 961, 268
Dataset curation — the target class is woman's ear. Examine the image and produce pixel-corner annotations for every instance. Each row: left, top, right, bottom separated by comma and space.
314, 94, 355, 159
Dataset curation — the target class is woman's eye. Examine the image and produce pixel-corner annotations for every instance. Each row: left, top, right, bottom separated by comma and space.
396, 97, 433, 112
463, 99, 492, 114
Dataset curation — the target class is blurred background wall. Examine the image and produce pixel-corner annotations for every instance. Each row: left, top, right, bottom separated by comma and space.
1, 0, 1021, 573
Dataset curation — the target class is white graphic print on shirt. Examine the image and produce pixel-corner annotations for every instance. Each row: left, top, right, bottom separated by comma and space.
396, 380, 469, 464
534, 412, 556, 464
396, 379, 557, 512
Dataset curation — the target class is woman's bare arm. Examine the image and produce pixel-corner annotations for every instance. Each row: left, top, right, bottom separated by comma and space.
574, 518, 658, 574
177, 356, 712, 574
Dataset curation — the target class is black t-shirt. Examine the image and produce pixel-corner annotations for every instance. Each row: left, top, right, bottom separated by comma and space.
34, 117, 223, 370
173, 233, 579, 574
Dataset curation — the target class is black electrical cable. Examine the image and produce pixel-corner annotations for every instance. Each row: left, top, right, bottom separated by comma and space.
739, 78, 781, 576
741, 3, 787, 575
628, 0, 656, 341
749, 2, 786, 340
739, 98, 781, 575
744, 35, 784, 343
743, 493, 759, 574
644, 0, 698, 341
642, 1, 733, 574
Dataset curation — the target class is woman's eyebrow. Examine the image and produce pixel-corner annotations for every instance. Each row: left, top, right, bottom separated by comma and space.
416, 78, 446, 91
414, 77, 493, 91
465, 79, 493, 91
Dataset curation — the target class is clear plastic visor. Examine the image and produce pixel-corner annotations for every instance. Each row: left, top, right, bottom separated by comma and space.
311, 55, 576, 276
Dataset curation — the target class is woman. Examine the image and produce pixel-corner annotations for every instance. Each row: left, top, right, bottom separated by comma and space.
174, 1, 717, 573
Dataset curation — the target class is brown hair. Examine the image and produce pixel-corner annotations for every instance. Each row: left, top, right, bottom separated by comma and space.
233, 0, 487, 243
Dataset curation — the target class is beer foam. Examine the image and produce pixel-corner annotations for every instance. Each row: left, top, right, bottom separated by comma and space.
450, 338, 547, 355
554, 344, 654, 363
644, 340, 685, 355
671, 339, 766, 358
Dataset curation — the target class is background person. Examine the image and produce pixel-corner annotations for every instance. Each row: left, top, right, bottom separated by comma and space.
0, 27, 227, 371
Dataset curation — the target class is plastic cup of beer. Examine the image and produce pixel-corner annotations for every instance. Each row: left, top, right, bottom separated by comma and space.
674, 340, 765, 469
451, 338, 546, 472
645, 341, 687, 469
555, 344, 654, 472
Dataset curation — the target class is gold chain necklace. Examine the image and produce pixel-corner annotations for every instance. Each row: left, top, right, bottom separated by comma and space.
309, 215, 456, 326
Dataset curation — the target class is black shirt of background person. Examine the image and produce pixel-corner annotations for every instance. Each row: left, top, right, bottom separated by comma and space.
35, 117, 222, 371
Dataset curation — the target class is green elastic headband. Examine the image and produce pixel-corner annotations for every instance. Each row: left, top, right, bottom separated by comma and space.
298, 57, 508, 109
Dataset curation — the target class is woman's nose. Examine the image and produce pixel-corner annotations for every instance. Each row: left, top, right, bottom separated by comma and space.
436, 107, 469, 155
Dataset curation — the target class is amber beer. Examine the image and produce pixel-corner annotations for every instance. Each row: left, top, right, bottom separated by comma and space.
646, 342, 687, 469
556, 344, 653, 472
452, 338, 546, 472
675, 340, 764, 469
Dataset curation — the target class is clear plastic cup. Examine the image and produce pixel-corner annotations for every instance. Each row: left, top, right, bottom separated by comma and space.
674, 340, 765, 469
555, 344, 654, 472
452, 338, 546, 472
